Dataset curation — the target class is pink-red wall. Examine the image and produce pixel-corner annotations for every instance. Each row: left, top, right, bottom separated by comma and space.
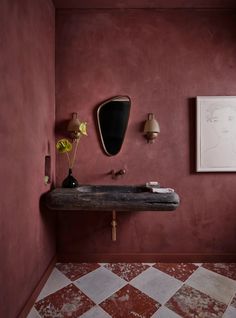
0, 0, 55, 317
56, 9, 236, 262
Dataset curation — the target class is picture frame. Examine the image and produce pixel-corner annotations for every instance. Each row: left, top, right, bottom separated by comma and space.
196, 96, 236, 172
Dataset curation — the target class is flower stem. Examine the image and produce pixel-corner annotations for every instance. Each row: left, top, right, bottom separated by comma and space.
71, 137, 80, 169
66, 151, 71, 169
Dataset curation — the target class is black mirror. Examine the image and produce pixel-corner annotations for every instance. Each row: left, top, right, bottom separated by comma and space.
97, 96, 131, 156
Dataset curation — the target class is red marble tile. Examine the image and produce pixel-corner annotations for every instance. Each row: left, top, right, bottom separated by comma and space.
202, 263, 236, 281
104, 263, 149, 281
35, 283, 95, 317
166, 284, 227, 318
231, 293, 236, 308
56, 263, 100, 281
100, 284, 160, 318
153, 263, 198, 281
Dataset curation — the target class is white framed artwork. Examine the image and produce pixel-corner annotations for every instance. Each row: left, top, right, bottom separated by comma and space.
196, 96, 236, 172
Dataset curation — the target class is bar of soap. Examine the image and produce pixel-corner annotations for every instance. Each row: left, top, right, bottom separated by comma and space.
151, 188, 174, 193
146, 181, 160, 187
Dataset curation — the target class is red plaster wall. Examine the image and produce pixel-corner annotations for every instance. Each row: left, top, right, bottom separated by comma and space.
53, 0, 236, 9
0, 0, 55, 317
56, 9, 236, 261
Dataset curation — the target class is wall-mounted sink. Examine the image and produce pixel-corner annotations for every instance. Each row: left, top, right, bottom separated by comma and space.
77, 184, 150, 193
45, 184, 180, 211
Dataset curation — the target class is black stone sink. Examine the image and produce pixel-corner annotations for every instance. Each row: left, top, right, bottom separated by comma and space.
45, 184, 180, 212
76, 184, 150, 193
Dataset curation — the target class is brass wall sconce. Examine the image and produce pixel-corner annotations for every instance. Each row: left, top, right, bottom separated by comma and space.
143, 113, 160, 143
67, 112, 81, 140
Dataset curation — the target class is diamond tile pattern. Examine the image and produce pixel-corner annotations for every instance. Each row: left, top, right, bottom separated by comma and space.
165, 284, 227, 318
56, 263, 100, 281
130, 267, 182, 304
35, 284, 95, 317
186, 266, 236, 304
100, 284, 160, 317
104, 263, 149, 281
74, 266, 127, 304
36, 268, 71, 301
153, 262, 198, 282
202, 263, 236, 281
28, 262, 236, 318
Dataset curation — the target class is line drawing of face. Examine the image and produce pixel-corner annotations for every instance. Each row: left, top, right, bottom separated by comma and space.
202, 101, 236, 168
207, 105, 236, 141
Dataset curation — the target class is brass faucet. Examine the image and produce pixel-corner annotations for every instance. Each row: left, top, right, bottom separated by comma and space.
110, 169, 126, 179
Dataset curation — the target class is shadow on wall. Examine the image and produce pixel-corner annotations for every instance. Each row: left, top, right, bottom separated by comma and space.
40, 143, 56, 244
39, 193, 56, 241
55, 119, 70, 139
93, 99, 105, 154
188, 97, 197, 174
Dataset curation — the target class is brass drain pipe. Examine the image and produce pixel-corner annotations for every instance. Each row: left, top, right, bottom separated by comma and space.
111, 210, 117, 241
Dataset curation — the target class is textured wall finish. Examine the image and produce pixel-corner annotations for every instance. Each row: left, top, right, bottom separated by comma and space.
0, 0, 55, 317
53, 0, 236, 9
56, 9, 236, 261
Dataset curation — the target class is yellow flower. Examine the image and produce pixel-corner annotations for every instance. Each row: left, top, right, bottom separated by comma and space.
79, 122, 88, 136
56, 119, 88, 170
56, 139, 72, 153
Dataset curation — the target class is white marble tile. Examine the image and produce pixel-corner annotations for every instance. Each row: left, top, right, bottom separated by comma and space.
36, 268, 71, 301
26, 307, 40, 318
151, 306, 182, 318
186, 267, 236, 304
80, 305, 111, 318
130, 267, 182, 304
223, 306, 236, 318
74, 267, 127, 304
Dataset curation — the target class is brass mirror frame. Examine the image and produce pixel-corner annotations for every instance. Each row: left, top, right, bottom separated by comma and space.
97, 95, 131, 156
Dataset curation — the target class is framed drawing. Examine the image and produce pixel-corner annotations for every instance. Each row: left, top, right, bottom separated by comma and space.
196, 96, 236, 172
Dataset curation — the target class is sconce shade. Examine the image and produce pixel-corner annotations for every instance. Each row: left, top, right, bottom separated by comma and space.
67, 112, 81, 139
144, 113, 160, 143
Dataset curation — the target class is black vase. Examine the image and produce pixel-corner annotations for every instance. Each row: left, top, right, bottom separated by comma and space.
62, 168, 79, 188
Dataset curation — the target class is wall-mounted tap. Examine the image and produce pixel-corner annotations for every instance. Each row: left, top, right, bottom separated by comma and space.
110, 169, 126, 179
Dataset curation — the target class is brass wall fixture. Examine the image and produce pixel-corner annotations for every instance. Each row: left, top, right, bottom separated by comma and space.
111, 210, 117, 241
110, 169, 126, 179
67, 112, 82, 140
143, 113, 160, 143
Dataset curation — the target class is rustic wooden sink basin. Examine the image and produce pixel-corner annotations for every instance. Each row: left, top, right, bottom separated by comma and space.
45, 184, 180, 211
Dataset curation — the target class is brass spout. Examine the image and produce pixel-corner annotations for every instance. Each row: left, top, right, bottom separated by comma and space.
110, 169, 126, 179
111, 210, 117, 241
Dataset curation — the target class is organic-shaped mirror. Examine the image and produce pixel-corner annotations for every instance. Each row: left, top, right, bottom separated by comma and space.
97, 96, 131, 156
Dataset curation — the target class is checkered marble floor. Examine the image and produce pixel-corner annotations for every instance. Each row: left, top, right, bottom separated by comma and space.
28, 263, 236, 318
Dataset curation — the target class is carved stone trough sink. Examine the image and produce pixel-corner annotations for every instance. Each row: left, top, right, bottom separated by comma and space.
45, 184, 180, 211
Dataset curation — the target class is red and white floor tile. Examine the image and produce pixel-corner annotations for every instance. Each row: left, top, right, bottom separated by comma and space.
28, 262, 236, 317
